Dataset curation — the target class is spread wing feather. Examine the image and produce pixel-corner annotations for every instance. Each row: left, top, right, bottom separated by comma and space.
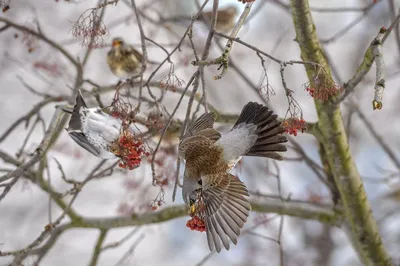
201, 173, 251, 252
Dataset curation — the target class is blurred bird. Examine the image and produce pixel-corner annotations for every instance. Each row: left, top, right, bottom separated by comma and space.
63, 90, 122, 159
179, 102, 288, 252
198, 5, 238, 32
107, 37, 143, 79
150, 120, 182, 147
379, 187, 400, 202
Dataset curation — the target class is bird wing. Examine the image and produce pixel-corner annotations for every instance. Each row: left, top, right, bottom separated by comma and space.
178, 135, 215, 162
178, 112, 221, 161
68, 131, 101, 157
182, 112, 221, 142
201, 173, 251, 252
125, 45, 143, 64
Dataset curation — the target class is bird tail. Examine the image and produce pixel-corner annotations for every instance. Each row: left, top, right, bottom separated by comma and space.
67, 90, 87, 131
233, 102, 287, 160
74, 90, 87, 112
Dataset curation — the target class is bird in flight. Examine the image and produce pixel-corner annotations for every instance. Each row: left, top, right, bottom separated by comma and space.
107, 37, 143, 79
179, 102, 288, 252
63, 90, 122, 159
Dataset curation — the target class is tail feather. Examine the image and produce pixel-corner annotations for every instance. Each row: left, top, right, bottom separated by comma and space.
246, 151, 284, 160
254, 135, 287, 147
254, 115, 278, 131
255, 120, 282, 136
253, 111, 274, 127
233, 102, 287, 160
233, 104, 259, 127
74, 89, 87, 112
68, 90, 87, 131
248, 143, 287, 152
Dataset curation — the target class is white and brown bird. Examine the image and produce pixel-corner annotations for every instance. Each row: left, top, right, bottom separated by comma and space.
180, 102, 288, 252
107, 37, 143, 79
64, 90, 122, 159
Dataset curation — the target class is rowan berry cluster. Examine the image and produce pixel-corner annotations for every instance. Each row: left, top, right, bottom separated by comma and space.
159, 64, 185, 92
305, 86, 341, 101
282, 118, 307, 136
186, 216, 206, 232
146, 108, 167, 131
70, 8, 109, 47
111, 130, 150, 170
117, 134, 147, 170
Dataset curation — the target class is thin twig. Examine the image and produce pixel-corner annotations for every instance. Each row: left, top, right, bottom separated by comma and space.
130, 0, 148, 112
151, 72, 198, 184
0, 108, 67, 202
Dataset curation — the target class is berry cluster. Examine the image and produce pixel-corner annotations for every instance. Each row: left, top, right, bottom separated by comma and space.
159, 71, 185, 93
282, 118, 306, 136
108, 91, 136, 124
0, 0, 10, 12
186, 216, 206, 232
14, 31, 39, 53
70, 9, 109, 48
150, 199, 163, 211
113, 132, 149, 170
146, 108, 166, 131
110, 111, 122, 118
305, 86, 341, 101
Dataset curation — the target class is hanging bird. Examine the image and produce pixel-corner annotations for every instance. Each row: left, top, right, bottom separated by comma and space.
107, 37, 143, 79
180, 102, 288, 252
63, 90, 122, 159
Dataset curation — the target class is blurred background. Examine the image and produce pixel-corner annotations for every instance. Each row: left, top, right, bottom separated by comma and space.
1, 0, 400, 265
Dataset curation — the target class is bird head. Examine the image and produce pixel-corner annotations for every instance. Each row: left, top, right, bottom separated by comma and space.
111, 37, 124, 48
182, 179, 202, 216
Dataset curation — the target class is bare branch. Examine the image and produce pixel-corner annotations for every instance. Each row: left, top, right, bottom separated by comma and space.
337, 11, 400, 103
0, 108, 67, 202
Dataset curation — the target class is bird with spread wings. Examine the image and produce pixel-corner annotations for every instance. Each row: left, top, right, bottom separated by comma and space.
179, 102, 288, 252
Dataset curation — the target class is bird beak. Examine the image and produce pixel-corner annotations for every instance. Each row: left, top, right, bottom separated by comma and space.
189, 203, 196, 216
112, 40, 122, 48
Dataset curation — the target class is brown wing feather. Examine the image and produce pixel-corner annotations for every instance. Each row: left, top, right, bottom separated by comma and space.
178, 135, 214, 161
178, 112, 222, 162
182, 112, 221, 141
201, 173, 251, 252
125, 45, 143, 64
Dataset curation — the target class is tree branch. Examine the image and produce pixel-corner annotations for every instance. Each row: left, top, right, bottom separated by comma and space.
74, 199, 341, 230
290, 0, 392, 264
88, 229, 108, 266
0, 108, 68, 202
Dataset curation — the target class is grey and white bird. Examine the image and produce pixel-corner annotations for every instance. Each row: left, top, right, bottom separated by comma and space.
64, 90, 122, 159
179, 102, 288, 252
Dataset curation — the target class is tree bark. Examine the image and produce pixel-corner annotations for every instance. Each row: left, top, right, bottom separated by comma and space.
290, 0, 392, 265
